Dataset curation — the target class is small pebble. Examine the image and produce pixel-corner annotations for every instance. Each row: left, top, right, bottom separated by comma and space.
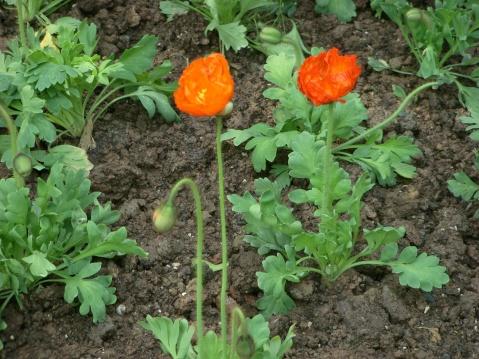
116, 304, 127, 316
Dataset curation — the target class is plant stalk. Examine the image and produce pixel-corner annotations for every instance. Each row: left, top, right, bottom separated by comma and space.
0, 101, 24, 187
334, 81, 439, 152
15, 0, 27, 48
166, 178, 205, 353
321, 104, 335, 222
215, 116, 228, 358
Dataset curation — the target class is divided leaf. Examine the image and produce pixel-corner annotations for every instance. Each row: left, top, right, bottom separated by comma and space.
382, 245, 450, 292
140, 315, 194, 359
256, 254, 299, 318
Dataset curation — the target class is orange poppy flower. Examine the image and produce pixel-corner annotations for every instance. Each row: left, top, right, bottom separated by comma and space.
174, 53, 234, 117
298, 48, 361, 106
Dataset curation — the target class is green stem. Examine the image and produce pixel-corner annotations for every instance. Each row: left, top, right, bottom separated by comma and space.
215, 116, 228, 358
321, 104, 335, 221
166, 178, 205, 353
15, 0, 27, 48
334, 81, 439, 152
0, 101, 24, 187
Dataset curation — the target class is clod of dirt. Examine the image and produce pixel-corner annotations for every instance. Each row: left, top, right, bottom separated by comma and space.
88, 316, 116, 345
126, 6, 141, 27
336, 288, 389, 336
381, 285, 411, 323
289, 279, 315, 301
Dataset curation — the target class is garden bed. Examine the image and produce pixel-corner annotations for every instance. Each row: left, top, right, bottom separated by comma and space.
1, 0, 478, 358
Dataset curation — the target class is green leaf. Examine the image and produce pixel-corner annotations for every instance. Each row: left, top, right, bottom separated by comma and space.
42, 145, 93, 173
245, 314, 271, 349
159, 1, 190, 21
80, 224, 147, 259
363, 226, 405, 255
136, 87, 178, 122
448, 172, 479, 201
140, 315, 194, 359
288, 132, 322, 178
257, 254, 299, 318
22, 251, 56, 277
368, 57, 390, 72
216, 22, 249, 52
119, 35, 158, 75
63, 260, 117, 323
200, 331, 224, 359
315, 0, 356, 22
264, 53, 296, 89
417, 46, 441, 79
385, 246, 449, 291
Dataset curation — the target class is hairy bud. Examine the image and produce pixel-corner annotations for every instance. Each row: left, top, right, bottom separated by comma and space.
259, 26, 283, 45
13, 153, 32, 177
152, 204, 176, 233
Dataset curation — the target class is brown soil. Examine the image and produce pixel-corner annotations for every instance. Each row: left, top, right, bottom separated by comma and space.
1, 0, 478, 358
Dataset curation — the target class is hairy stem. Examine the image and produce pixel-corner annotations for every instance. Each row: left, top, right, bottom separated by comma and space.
334, 81, 439, 152
229, 307, 245, 359
0, 101, 24, 187
166, 178, 205, 352
321, 104, 336, 222
216, 116, 228, 358
15, 0, 27, 47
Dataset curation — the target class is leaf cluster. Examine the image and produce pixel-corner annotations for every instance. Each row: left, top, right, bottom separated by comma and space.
223, 53, 422, 186
315, 0, 356, 23
2, 0, 72, 21
0, 163, 147, 328
0, 17, 177, 154
229, 131, 449, 317
140, 314, 294, 359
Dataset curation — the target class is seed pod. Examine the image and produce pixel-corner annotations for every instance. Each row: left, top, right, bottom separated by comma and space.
152, 204, 176, 233
259, 26, 283, 45
13, 153, 32, 177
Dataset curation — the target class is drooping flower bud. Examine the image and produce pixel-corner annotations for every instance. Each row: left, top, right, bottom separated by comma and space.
236, 335, 255, 359
13, 153, 32, 177
259, 26, 283, 45
152, 204, 176, 233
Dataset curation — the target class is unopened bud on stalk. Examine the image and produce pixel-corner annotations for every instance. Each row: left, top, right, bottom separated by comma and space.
152, 204, 176, 233
236, 335, 255, 359
13, 153, 32, 177
218, 101, 234, 117
405, 8, 432, 28
259, 26, 283, 45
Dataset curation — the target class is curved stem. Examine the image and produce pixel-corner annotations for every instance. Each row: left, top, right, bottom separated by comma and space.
229, 307, 245, 359
0, 101, 24, 187
15, 0, 27, 48
166, 178, 205, 352
215, 116, 228, 358
334, 81, 439, 152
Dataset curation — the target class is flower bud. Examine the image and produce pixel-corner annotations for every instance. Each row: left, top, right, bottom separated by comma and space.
152, 204, 176, 233
236, 335, 255, 359
405, 8, 422, 22
259, 26, 283, 45
13, 153, 32, 177
218, 101, 233, 117
405, 8, 432, 28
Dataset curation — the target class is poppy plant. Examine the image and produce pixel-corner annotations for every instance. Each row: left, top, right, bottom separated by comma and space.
155, 53, 234, 357
298, 48, 361, 105
174, 53, 234, 117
